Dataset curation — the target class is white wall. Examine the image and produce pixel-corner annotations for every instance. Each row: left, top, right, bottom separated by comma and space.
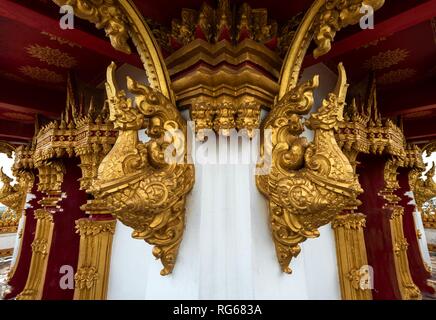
404, 191, 432, 267
425, 229, 436, 245
10, 193, 36, 265
106, 63, 341, 300
0, 233, 16, 251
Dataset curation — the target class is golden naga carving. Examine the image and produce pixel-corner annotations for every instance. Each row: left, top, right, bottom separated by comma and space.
0, 141, 15, 158
409, 142, 436, 227
55, 0, 387, 278
0, 168, 34, 233
254, 0, 385, 274
86, 63, 194, 275
256, 64, 362, 273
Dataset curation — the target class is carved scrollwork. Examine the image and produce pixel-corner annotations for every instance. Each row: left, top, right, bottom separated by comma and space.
54, 0, 130, 54
257, 64, 362, 273
410, 161, 436, 223
87, 63, 194, 275
279, 0, 384, 99
53, 0, 174, 102
313, 0, 385, 58
0, 168, 34, 233
0, 141, 15, 158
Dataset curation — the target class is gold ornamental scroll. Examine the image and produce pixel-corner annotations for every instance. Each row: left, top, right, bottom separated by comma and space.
52, 0, 174, 104
278, 0, 385, 99
256, 0, 385, 275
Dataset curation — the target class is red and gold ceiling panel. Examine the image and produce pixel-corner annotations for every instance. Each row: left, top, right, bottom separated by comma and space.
326, 20, 436, 90
0, 17, 113, 88
0, 0, 434, 143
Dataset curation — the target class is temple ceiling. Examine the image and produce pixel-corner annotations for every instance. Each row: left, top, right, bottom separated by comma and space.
0, 0, 434, 144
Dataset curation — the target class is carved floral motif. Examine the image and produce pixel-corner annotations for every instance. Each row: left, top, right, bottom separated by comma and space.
26, 44, 77, 68
19, 66, 64, 83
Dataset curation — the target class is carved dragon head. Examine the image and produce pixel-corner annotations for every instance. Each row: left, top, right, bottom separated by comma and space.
0, 167, 12, 186
257, 63, 362, 273
88, 62, 194, 275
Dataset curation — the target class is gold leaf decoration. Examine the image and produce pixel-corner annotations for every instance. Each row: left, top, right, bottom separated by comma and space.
363, 49, 409, 70
360, 37, 387, 49
377, 68, 416, 85
26, 44, 77, 68
41, 31, 82, 48
19, 66, 64, 83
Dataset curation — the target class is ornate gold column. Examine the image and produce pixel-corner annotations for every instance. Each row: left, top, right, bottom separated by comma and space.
380, 159, 421, 300
334, 105, 372, 300
4, 170, 35, 280
73, 116, 117, 300
16, 162, 64, 300
73, 217, 116, 300
15, 209, 54, 300
332, 213, 372, 300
